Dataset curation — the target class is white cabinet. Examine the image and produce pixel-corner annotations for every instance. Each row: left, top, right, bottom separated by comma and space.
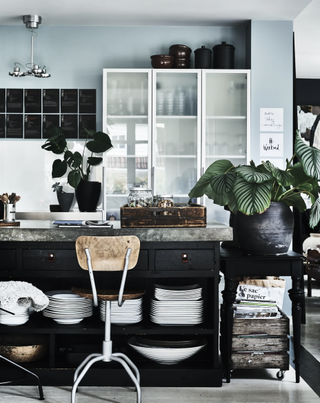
102, 69, 250, 222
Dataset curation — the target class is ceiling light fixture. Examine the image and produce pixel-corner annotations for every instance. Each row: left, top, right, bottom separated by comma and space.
9, 15, 51, 78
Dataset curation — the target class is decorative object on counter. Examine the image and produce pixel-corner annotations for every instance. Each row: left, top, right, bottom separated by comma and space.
0, 192, 21, 224
212, 41, 235, 69
188, 131, 320, 255
128, 335, 207, 365
128, 186, 153, 207
121, 203, 206, 227
150, 55, 174, 68
9, 15, 50, 78
0, 334, 49, 363
302, 233, 320, 258
41, 125, 113, 211
52, 182, 74, 212
169, 44, 192, 69
154, 194, 174, 215
194, 46, 212, 69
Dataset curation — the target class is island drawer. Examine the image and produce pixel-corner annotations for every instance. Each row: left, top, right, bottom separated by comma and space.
0, 249, 16, 270
154, 249, 215, 271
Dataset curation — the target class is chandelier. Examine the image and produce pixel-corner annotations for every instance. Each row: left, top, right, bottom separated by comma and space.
9, 15, 51, 78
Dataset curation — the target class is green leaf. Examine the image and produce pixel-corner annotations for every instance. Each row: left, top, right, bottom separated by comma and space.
52, 159, 67, 178
210, 172, 236, 195
188, 160, 234, 200
309, 197, 320, 229
86, 131, 113, 153
280, 193, 307, 212
262, 161, 294, 187
295, 131, 320, 180
87, 156, 103, 166
233, 177, 273, 215
235, 165, 273, 183
205, 186, 230, 206
68, 171, 81, 189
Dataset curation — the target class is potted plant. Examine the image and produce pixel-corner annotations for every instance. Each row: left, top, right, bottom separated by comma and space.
188, 131, 320, 255
52, 182, 74, 212
42, 126, 113, 212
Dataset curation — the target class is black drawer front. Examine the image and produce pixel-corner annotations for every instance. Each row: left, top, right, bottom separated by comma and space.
155, 249, 215, 271
135, 250, 148, 271
22, 249, 79, 271
0, 249, 16, 270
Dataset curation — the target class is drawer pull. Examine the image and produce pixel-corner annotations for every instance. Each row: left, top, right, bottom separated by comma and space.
48, 253, 55, 262
182, 253, 188, 263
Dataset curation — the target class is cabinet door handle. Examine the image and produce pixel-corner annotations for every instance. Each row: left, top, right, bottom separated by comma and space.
182, 253, 188, 263
48, 253, 55, 262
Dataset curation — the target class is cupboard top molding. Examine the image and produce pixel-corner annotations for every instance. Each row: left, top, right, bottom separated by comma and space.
0, 220, 232, 243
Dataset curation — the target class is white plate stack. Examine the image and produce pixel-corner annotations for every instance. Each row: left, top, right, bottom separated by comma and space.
0, 306, 29, 326
150, 284, 203, 326
100, 297, 143, 325
43, 290, 93, 325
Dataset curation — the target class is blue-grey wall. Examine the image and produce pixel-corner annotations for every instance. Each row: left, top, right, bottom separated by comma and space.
0, 24, 247, 129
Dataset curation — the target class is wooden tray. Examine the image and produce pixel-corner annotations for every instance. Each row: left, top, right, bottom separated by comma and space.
120, 203, 206, 228
0, 221, 20, 226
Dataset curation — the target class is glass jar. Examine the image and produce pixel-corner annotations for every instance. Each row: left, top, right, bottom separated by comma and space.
128, 187, 153, 207
154, 194, 174, 208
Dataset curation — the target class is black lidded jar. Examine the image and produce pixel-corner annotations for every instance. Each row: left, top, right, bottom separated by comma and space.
212, 41, 235, 69
194, 46, 212, 69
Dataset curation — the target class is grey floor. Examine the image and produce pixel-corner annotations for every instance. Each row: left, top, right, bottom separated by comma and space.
1, 278, 320, 403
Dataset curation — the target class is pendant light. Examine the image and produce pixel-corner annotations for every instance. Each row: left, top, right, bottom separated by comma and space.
9, 15, 51, 78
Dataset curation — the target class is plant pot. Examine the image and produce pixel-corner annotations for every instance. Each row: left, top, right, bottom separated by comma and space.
57, 192, 74, 212
235, 202, 294, 255
75, 180, 101, 212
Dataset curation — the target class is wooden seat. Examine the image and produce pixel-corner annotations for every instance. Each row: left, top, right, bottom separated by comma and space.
71, 235, 142, 403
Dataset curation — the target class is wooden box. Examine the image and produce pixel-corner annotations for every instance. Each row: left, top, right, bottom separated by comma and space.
231, 309, 289, 370
120, 203, 206, 228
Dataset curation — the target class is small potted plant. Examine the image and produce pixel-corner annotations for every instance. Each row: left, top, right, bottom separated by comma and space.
52, 182, 74, 212
42, 126, 113, 212
188, 131, 320, 255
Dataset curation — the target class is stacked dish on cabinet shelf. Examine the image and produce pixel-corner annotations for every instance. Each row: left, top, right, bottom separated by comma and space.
99, 296, 143, 325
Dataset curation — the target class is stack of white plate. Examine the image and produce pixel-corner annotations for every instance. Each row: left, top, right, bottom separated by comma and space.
154, 284, 202, 300
0, 306, 29, 326
151, 284, 203, 326
128, 335, 207, 365
100, 297, 143, 325
43, 290, 93, 325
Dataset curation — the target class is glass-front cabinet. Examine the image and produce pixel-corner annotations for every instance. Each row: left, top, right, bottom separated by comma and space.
152, 70, 201, 201
102, 70, 151, 220
102, 69, 250, 223
202, 70, 250, 224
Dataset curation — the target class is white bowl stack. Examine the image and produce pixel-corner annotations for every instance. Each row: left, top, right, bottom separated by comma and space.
150, 284, 203, 326
99, 297, 143, 325
0, 306, 29, 326
43, 290, 93, 325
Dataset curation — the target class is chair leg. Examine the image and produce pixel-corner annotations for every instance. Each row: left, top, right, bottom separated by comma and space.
112, 352, 140, 383
111, 354, 142, 403
73, 353, 101, 383
0, 355, 44, 400
71, 355, 104, 403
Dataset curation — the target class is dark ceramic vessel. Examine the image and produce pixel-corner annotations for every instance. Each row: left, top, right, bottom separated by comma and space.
169, 44, 192, 58
150, 55, 174, 68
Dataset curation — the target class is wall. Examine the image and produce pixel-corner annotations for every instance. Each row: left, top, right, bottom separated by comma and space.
0, 24, 246, 211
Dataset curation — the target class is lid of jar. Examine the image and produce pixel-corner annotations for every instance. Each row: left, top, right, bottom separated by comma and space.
155, 194, 174, 198
213, 41, 235, 50
194, 46, 212, 54
129, 187, 152, 191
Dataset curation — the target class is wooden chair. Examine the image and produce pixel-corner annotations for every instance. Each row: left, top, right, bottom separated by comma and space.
71, 235, 143, 403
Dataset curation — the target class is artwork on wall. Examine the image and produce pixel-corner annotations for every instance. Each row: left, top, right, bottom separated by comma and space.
297, 105, 320, 148
0, 88, 96, 139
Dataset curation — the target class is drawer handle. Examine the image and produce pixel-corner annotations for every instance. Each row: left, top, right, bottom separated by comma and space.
48, 253, 55, 262
182, 253, 188, 263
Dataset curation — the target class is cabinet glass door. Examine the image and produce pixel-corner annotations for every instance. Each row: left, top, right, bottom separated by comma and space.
152, 70, 201, 202
103, 69, 151, 220
202, 70, 250, 224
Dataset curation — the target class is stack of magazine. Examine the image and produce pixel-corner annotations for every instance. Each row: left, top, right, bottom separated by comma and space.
233, 299, 281, 319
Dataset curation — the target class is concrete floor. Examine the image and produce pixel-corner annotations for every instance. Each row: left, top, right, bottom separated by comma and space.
1, 277, 320, 403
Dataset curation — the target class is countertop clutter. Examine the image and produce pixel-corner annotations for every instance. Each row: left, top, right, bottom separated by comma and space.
0, 220, 232, 243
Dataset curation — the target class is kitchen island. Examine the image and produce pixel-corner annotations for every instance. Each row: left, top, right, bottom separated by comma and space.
0, 220, 231, 387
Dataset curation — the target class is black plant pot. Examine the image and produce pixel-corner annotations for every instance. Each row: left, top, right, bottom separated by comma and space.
75, 180, 101, 212
57, 192, 74, 212
235, 202, 294, 255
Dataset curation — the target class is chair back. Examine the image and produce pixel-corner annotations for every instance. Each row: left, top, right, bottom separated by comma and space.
75, 235, 140, 271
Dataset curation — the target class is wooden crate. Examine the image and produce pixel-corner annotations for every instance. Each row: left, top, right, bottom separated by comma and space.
231, 352, 289, 369
120, 203, 206, 228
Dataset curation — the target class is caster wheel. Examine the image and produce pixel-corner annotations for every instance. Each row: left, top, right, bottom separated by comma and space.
276, 370, 285, 380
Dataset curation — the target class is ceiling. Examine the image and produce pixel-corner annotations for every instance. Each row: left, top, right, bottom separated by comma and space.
0, 0, 318, 78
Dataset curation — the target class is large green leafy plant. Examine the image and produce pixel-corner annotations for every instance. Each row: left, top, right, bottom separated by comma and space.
42, 126, 113, 189
188, 132, 320, 228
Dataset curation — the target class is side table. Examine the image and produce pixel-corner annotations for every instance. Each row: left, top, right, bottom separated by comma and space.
220, 247, 304, 383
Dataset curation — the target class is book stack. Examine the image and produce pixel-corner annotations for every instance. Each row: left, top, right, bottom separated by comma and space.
233, 299, 281, 319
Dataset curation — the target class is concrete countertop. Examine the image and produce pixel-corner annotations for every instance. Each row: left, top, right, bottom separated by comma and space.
0, 220, 232, 243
